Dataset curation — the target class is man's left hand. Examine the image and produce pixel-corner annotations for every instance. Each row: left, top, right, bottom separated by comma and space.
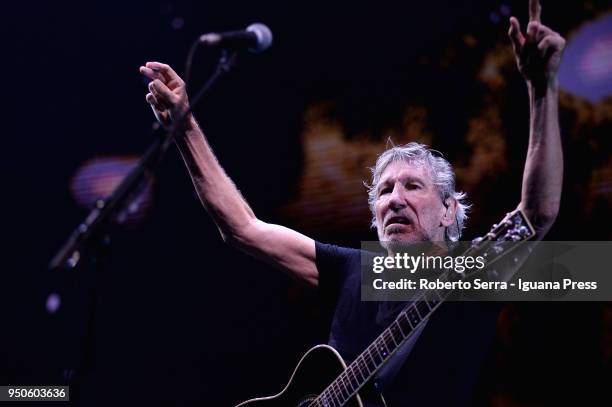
508, 0, 566, 89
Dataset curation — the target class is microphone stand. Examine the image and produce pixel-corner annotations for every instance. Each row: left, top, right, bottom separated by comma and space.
48, 49, 238, 404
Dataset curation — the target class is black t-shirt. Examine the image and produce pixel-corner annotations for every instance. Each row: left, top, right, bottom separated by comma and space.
316, 241, 501, 407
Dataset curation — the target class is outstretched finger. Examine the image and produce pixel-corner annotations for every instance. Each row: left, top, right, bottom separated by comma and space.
145, 61, 181, 83
508, 17, 524, 52
139, 66, 164, 81
529, 0, 541, 23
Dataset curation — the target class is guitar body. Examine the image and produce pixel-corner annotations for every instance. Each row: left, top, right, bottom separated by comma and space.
236, 345, 385, 407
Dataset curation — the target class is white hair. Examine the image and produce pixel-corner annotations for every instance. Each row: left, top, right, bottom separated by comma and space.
366, 142, 470, 241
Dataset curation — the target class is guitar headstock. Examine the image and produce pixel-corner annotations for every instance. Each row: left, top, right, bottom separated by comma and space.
467, 208, 536, 270
473, 208, 535, 246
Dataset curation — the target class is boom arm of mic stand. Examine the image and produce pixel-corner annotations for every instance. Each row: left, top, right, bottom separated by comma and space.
49, 49, 238, 271
49, 129, 169, 270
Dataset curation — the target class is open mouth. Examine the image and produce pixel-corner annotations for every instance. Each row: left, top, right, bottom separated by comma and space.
385, 215, 412, 228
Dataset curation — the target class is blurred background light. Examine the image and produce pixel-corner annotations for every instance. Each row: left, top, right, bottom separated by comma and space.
45, 293, 61, 314
69, 156, 153, 226
559, 13, 612, 102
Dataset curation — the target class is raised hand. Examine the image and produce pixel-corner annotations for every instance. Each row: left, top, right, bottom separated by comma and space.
139, 62, 190, 128
508, 0, 566, 88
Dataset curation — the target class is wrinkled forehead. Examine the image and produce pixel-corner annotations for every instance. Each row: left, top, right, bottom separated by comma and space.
378, 157, 434, 185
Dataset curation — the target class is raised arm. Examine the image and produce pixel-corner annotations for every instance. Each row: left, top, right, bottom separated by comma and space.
139, 62, 318, 286
508, 0, 565, 239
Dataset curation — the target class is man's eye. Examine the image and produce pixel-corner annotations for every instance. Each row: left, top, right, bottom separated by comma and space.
379, 187, 391, 195
407, 183, 422, 190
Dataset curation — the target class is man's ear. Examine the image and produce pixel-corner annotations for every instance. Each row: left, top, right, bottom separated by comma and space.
441, 198, 458, 227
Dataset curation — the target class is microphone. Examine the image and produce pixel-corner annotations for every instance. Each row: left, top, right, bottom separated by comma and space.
199, 23, 273, 53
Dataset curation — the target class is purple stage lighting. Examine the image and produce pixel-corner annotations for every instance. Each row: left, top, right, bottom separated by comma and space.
69, 156, 154, 226
559, 14, 612, 102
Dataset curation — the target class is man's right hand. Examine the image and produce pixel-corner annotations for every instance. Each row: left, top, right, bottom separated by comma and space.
138, 60, 318, 287
139, 62, 190, 129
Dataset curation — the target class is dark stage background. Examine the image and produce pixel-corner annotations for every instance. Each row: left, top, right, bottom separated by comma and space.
1, 1, 611, 406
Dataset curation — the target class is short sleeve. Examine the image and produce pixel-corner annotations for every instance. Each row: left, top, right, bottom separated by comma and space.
315, 241, 361, 307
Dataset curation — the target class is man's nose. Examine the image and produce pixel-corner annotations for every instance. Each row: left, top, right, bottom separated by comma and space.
388, 184, 407, 210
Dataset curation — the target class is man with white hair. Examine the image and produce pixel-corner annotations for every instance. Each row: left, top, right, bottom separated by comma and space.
139, 0, 563, 404
366, 143, 470, 244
